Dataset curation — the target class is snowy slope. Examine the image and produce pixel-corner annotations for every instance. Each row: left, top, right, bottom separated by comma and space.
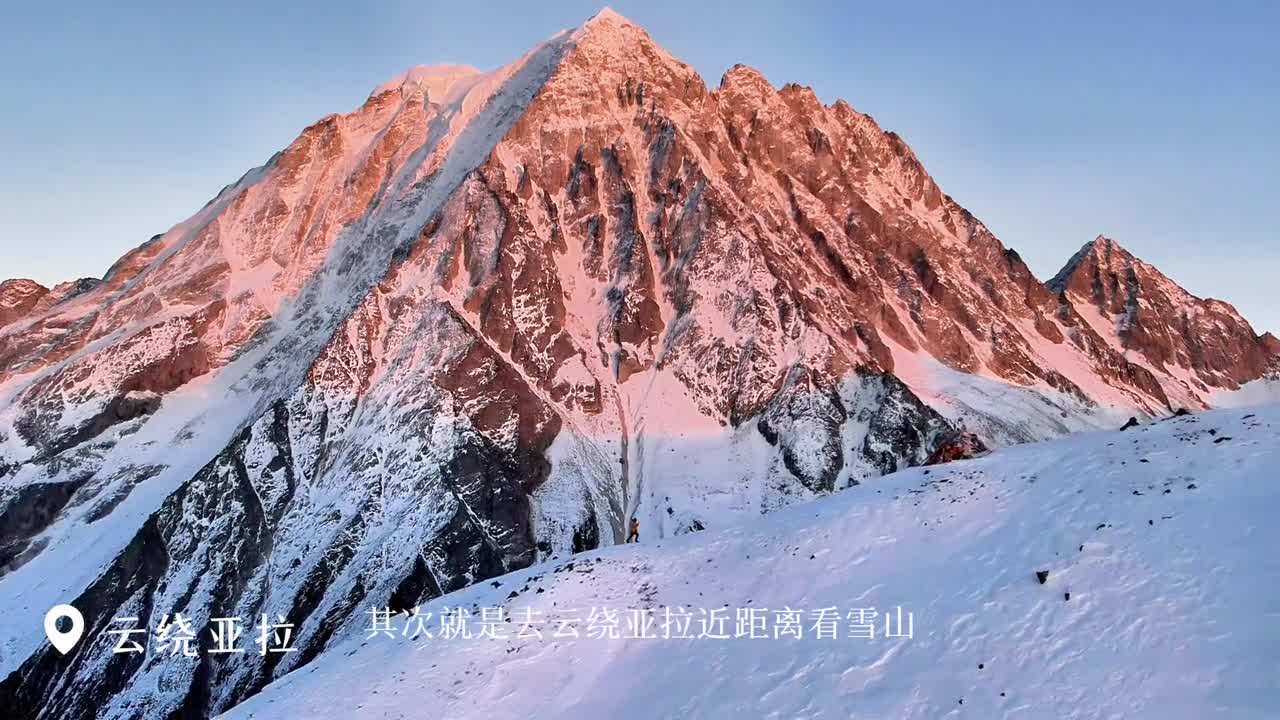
0, 30, 575, 705
225, 403, 1280, 720
1215, 377, 1280, 409
3, 9, 1278, 718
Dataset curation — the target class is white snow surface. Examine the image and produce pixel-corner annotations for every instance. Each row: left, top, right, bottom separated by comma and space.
887, 344, 1129, 446
223, 404, 1280, 720
1214, 376, 1280, 409
0, 31, 573, 677
3, 10, 1276, 714
369, 64, 482, 99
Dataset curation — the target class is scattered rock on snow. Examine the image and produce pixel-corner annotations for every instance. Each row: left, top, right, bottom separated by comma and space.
925, 431, 989, 465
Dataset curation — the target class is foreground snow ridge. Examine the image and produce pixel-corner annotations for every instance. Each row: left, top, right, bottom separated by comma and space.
225, 404, 1280, 719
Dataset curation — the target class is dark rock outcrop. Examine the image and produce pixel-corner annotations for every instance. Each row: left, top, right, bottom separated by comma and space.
925, 431, 989, 466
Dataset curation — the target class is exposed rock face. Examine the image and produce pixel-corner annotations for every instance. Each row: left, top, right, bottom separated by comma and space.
1051, 236, 1279, 406
0, 9, 1274, 719
0, 279, 49, 329
1262, 332, 1280, 358
757, 369, 952, 494
925, 431, 989, 465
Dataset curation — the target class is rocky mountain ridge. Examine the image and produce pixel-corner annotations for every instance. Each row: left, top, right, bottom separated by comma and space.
1050, 235, 1278, 408
0, 9, 1275, 719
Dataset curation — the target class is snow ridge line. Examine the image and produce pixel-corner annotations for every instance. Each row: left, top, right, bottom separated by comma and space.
0, 32, 575, 677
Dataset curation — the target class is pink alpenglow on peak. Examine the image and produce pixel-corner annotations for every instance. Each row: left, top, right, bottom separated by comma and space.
368, 63, 483, 100
583, 6, 630, 29
1049, 234, 1278, 403
0, 278, 49, 328
1, 10, 1277, 720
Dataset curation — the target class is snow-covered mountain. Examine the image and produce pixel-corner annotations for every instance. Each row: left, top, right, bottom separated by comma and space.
1050, 236, 1279, 410
221, 403, 1280, 720
1, 9, 1276, 718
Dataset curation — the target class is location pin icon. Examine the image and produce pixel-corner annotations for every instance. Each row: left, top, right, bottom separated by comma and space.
44, 604, 84, 655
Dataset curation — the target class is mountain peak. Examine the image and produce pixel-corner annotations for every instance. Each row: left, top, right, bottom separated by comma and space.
719, 63, 773, 92
0, 278, 50, 329
583, 6, 629, 28
1049, 234, 1200, 314
1049, 234, 1275, 393
1087, 233, 1118, 250
0, 277, 46, 292
6, 13, 1280, 717
573, 6, 648, 46
1049, 234, 1141, 293
544, 7, 702, 108
1086, 234, 1136, 259
1263, 332, 1280, 357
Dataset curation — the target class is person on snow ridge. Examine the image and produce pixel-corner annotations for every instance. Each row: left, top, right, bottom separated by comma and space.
626, 517, 640, 543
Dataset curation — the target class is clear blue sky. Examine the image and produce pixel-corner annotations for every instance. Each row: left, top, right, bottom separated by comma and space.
1, 1, 1275, 332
